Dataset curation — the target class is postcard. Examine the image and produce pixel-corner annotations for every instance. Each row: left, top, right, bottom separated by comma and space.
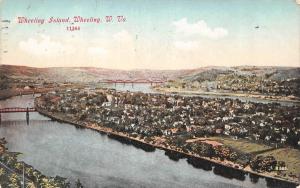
0, 0, 299, 187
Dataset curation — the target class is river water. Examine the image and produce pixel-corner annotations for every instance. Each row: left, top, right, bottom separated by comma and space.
102, 83, 157, 93
104, 83, 298, 106
0, 87, 296, 187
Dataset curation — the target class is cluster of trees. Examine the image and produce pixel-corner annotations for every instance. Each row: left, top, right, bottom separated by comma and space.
186, 142, 215, 157
167, 136, 251, 167
250, 156, 277, 172
0, 152, 71, 187
0, 75, 9, 90
170, 137, 282, 173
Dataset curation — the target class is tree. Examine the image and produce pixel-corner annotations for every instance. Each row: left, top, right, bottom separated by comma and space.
40, 177, 57, 188
0, 75, 9, 90
32, 171, 43, 185
0, 167, 7, 183
26, 182, 37, 188
8, 173, 21, 188
250, 156, 277, 172
76, 179, 84, 188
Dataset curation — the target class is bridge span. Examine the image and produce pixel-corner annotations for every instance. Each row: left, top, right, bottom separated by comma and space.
0, 107, 36, 124
0, 107, 36, 113
99, 79, 166, 84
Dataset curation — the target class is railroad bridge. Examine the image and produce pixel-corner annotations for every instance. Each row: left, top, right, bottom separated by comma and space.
99, 79, 165, 85
0, 107, 36, 124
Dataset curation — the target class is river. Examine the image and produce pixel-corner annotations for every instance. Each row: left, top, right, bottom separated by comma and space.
0, 88, 296, 187
103, 83, 298, 106
102, 83, 157, 93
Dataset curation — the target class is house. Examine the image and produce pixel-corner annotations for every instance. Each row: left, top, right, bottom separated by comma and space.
215, 129, 223, 134
107, 94, 114, 102
24, 86, 31, 90
265, 136, 271, 141
102, 102, 111, 107
253, 134, 260, 140
225, 124, 231, 131
281, 135, 287, 143
167, 97, 175, 104
163, 130, 172, 136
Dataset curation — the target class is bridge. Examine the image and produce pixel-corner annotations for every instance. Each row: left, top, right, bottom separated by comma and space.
99, 79, 166, 84
0, 107, 36, 124
0, 107, 36, 113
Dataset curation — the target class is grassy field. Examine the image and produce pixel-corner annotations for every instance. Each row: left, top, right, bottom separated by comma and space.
261, 148, 300, 176
208, 136, 300, 176
209, 136, 272, 154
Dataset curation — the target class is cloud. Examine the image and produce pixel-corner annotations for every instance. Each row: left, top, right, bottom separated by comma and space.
174, 41, 198, 50
19, 35, 69, 56
172, 18, 228, 39
87, 47, 108, 56
113, 30, 133, 43
112, 30, 135, 53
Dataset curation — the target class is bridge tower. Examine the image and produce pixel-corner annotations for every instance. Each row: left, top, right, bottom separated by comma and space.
26, 107, 29, 125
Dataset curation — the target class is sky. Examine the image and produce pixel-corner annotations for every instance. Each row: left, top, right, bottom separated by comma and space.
0, 0, 299, 70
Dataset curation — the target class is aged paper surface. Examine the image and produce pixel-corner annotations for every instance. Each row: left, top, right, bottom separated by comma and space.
0, 0, 299, 187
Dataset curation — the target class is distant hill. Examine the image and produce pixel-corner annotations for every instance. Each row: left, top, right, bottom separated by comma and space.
182, 68, 234, 82
0, 65, 47, 78
0, 65, 201, 82
179, 66, 300, 82
164, 66, 300, 97
1, 65, 299, 83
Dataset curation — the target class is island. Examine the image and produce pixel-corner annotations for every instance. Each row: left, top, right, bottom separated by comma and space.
34, 87, 300, 186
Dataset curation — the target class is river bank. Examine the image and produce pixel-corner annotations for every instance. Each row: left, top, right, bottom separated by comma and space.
154, 87, 300, 105
0, 137, 72, 187
0, 88, 53, 101
34, 98, 299, 187
0, 138, 7, 154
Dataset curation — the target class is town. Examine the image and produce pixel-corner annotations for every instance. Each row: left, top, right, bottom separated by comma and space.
1, 65, 300, 186
35, 88, 300, 182
160, 67, 300, 100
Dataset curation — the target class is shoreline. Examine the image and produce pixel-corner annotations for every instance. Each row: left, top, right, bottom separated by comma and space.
0, 138, 72, 187
154, 87, 300, 105
0, 88, 53, 101
34, 99, 299, 186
